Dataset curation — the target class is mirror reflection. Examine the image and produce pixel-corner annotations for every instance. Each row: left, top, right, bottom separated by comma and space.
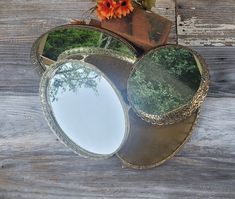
46, 60, 128, 156
37, 25, 136, 68
57, 47, 135, 104
128, 45, 202, 116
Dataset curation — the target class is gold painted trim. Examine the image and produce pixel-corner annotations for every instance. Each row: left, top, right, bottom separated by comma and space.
40, 59, 130, 159
127, 44, 210, 126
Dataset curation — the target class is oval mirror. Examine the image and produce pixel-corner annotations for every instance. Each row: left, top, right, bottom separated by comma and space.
31, 24, 138, 75
127, 44, 209, 125
40, 59, 129, 159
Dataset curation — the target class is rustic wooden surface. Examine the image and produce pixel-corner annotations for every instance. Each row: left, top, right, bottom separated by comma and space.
0, 0, 235, 198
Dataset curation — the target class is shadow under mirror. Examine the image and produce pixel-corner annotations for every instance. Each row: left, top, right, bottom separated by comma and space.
40, 60, 129, 159
31, 25, 138, 75
127, 44, 209, 125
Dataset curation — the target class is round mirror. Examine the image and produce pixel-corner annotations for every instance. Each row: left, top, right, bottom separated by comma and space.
31, 24, 138, 75
40, 59, 129, 159
127, 45, 209, 125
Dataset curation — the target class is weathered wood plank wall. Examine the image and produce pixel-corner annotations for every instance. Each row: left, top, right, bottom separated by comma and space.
177, 0, 235, 46
0, 0, 234, 198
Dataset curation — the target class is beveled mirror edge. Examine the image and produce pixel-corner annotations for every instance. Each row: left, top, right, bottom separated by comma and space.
127, 44, 210, 126
30, 24, 140, 76
57, 47, 137, 64
40, 59, 130, 159
116, 109, 200, 170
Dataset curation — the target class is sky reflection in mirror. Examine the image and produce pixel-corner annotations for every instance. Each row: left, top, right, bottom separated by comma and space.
48, 61, 126, 155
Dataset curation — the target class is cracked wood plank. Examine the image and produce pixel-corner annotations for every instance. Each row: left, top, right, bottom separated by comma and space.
176, 0, 235, 46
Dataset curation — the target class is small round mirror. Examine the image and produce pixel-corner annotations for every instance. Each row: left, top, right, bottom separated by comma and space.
40, 59, 129, 159
127, 45, 209, 125
31, 24, 137, 75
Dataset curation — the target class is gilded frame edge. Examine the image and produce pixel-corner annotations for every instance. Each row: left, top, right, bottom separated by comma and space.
30, 24, 139, 76
40, 59, 131, 159
127, 44, 210, 126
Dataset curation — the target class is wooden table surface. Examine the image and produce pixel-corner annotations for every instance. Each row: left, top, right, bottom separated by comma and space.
0, 0, 235, 198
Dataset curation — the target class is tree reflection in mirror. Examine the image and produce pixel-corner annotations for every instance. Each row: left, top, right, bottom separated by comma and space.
128, 45, 201, 116
44, 60, 128, 157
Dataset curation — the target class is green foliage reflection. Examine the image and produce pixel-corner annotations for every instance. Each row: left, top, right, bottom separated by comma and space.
43, 28, 133, 60
128, 47, 201, 115
49, 62, 101, 102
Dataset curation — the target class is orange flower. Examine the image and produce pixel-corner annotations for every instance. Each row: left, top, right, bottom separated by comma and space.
115, 0, 134, 18
96, 0, 116, 20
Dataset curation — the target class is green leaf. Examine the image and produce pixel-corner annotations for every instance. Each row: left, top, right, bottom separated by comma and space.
142, 0, 157, 10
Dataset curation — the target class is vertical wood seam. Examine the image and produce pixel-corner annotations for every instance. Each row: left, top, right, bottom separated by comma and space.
175, 0, 179, 44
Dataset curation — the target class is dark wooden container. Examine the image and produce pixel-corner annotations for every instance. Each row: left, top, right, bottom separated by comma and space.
96, 3, 172, 52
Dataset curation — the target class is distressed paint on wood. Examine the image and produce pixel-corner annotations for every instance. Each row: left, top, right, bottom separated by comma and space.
176, 0, 235, 46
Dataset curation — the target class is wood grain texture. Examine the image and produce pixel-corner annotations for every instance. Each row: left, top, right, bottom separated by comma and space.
0, 0, 176, 96
176, 0, 235, 46
152, 0, 177, 43
0, 96, 234, 198
0, 0, 235, 198
193, 47, 235, 98
1, 44, 234, 97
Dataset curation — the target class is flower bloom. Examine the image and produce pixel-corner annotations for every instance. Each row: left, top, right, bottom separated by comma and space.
96, 0, 116, 20
115, 0, 134, 18
96, 0, 134, 21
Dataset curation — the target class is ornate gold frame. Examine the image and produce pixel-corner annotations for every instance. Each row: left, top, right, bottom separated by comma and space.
56, 46, 202, 169
127, 44, 210, 126
31, 24, 210, 168
40, 59, 131, 159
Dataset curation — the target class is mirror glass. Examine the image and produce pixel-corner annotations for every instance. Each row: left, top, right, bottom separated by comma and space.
127, 45, 207, 123
57, 47, 135, 103
41, 60, 129, 157
32, 25, 137, 74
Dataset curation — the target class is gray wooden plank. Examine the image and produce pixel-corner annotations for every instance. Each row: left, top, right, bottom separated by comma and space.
176, 0, 235, 46
0, 0, 235, 198
0, 0, 176, 43
1, 44, 235, 97
0, 0, 176, 96
0, 96, 234, 198
193, 47, 235, 98
152, 0, 177, 43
